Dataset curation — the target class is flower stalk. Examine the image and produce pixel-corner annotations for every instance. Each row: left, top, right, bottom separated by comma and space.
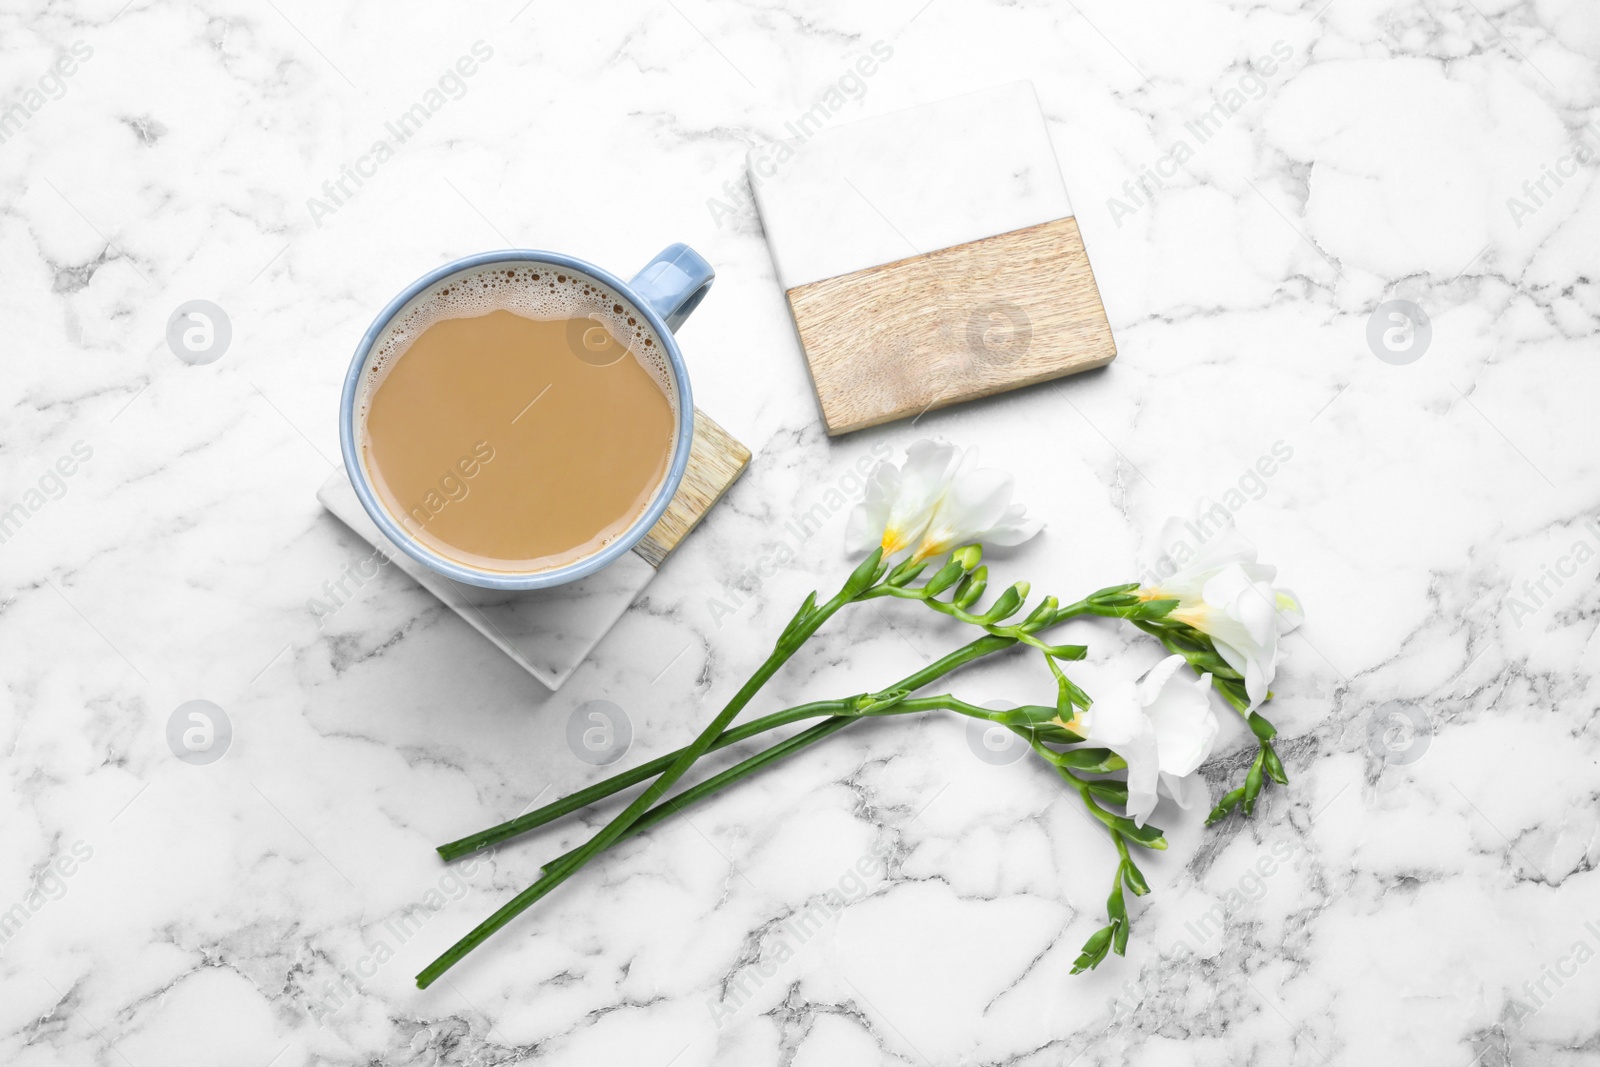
416, 547, 889, 988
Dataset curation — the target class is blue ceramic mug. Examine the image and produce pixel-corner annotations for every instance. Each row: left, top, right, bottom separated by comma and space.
338, 245, 713, 590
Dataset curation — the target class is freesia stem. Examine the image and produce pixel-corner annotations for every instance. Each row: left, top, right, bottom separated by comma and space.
533, 695, 992, 875
436, 699, 851, 862
414, 575, 866, 989
439, 629, 1028, 862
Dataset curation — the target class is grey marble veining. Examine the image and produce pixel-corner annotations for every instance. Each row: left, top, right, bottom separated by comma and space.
3, 3, 1599, 1066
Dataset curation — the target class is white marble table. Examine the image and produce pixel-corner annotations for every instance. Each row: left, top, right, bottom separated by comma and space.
5, 3, 1598, 1065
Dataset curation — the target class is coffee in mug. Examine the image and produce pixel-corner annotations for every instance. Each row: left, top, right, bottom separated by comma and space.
356, 264, 679, 574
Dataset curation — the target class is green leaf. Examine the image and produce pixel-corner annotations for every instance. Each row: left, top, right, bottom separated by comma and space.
1212, 677, 1251, 713
1114, 820, 1167, 849
985, 706, 1080, 747
1026, 724, 1083, 744
954, 567, 987, 609
990, 704, 1059, 726
855, 689, 909, 715
922, 560, 966, 597
1056, 662, 1094, 713
1207, 659, 1248, 683
1046, 656, 1071, 717
1133, 598, 1179, 620
1046, 655, 1093, 711
1180, 646, 1243, 680
1055, 748, 1124, 773
1139, 623, 1246, 683
1079, 796, 1166, 847
777, 591, 818, 643
843, 547, 885, 598
1085, 779, 1129, 805
1262, 743, 1288, 785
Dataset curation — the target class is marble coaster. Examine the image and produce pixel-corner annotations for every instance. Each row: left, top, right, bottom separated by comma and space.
319, 411, 749, 690
748, 81, 1116, 435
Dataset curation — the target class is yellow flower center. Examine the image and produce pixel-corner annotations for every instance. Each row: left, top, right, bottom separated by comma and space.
1051, 711, 1086, 736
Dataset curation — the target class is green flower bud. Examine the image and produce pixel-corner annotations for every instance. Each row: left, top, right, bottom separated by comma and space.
922, 560, 966, 596
1106, 880, 1127, 923
1024, 595, 1059, 625
885, 557, 928, 587
954, 566, 987, 609
980, 583, 1026, 622
950, 544, 982, 571
1071, 924, 1116, 973
842, 546, 885, 598
1113, 916, 1130, 956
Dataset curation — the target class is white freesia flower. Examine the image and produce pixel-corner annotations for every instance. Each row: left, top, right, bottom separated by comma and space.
1066, 655, 1218, 827
1141, 515, 1303, 711
845, 440, 961, 556
845, 440, 1042, 561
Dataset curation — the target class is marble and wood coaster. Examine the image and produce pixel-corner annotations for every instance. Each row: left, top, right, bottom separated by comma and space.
748, 81, 1116, 436
318, 411, 749, 690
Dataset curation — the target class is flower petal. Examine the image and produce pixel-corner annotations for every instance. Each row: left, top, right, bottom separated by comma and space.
1275, 588, 1305, 633
883, 440, 959, 551
1080, 685, 1161, 828
917, 468, 1016, 556
1159, 510, 1257, 574
1124, 732, 1161, 828
1210, 635, 1249, 679
1160, 769, 1206, 811
844, 464, 897, 552
1240, 652, 1271, 708
1234, 581, 1278, 647
1079, 683, 1143, 747
1144, 509, 1301, 714
1143, 664, 1218, 777
979, 502, 1044, 547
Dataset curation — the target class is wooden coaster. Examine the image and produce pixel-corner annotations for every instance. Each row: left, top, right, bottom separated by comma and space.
786, 217, 1115, 435
635, 410, 750, 566
747, 81, 1115, 436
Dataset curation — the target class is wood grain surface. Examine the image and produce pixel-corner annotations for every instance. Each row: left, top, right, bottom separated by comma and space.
633, 409, 750, 567
785, 216, 1116, 436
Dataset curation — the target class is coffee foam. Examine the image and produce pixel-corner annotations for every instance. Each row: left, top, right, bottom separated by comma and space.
357, 262, 678, 420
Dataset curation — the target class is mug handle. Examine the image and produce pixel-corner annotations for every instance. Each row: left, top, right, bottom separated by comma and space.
628, 243, 714, 333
